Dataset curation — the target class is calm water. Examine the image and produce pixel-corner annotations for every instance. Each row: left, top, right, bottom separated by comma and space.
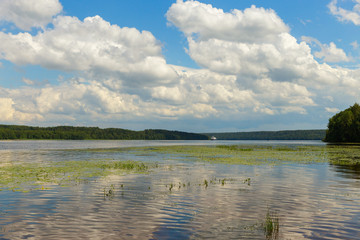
0, 140, 359, 239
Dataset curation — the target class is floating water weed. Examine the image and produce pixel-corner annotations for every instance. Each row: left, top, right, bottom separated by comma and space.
0, 159, 153, 191
243, 178, 251, 186
138, 145, 330, 165
216, 145, 253, 151
326, 145, 360, 166
104, 184, 115, 199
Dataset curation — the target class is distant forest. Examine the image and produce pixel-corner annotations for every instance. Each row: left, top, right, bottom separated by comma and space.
0, 125, 209, 140
204, 130, 326, 140
0, 125, 327, 141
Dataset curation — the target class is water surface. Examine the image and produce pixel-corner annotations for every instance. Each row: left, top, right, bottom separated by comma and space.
0, 140, 359, 239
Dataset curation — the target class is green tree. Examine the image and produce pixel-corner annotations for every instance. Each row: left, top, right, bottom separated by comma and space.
324, 103, 360, 143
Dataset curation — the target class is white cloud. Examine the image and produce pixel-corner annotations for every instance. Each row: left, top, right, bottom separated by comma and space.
328, 0, 360, 25
314, 42, 350, 62
186, 33, 316, 78
166, 1, 360, 117
302, 36, 350, 63
151, 86, 184, 104
35, 81, 139, 116
0, 98, 15, 121
0, 96, 42, 122
0, 15, 178, 87
251, 78, 315, 115
325, 107, 340, 113
22, 78, 35, 85
351, 40, 359, 49
0, 1, 359, 130
167, 1, 320, 84
167, 1, 289, 43
0, 0, 62, 30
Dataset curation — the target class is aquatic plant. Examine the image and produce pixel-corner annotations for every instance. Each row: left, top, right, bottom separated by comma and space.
139, 145, 330, 165
326, 145, 360, 165
264, 209, 280, 240
0, 160, 154, 192
243, 178, 251, 186
104, 184, 115, 199
216, 145, 253, 151
204, 179, 208, 188
221, 179, 225, 186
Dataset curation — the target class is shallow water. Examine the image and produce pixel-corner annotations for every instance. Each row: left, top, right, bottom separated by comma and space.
0, 140, 359, 239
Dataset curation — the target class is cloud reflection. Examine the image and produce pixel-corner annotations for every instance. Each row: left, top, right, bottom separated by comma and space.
1, 145, 360, 239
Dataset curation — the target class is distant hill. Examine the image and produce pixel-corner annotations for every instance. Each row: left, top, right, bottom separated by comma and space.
204, 130, 326, 140
0, 125, 209, 140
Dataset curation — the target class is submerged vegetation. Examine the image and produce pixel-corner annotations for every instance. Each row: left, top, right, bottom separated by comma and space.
139, 144, 360, 166
140, 145, 330, 165
1, 143, 360, 192
0, 159, 155, 192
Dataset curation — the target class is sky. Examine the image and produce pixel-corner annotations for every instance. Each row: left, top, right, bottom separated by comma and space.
0, 0, 359, 132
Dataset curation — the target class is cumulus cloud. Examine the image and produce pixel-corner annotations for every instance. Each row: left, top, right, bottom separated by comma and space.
35, 80, 140, 116
0, 0, 62, 30
328, 0, 360, 25
0, 15, 178, 86
351, 40, 359, 49
166, 1, 360, 116
167, 1, 321, 97
252, 78, 315, 114
2, 75, 224, 123
302, 36, 350, 63
0, 98, 15, 121
154, 67, 257, 108
186, 33, 316, 78
325, 107, 340, 113
166, 1, 289, 43
0, 0, 359, 130
314, 42, 350, 62
0, 96, 42, 122
167, 1, 317, 82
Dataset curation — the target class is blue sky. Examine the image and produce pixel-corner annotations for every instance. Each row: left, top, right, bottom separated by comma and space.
0, 0, 359, 132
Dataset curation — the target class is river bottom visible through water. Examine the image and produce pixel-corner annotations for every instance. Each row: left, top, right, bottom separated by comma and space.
0, 140, 359, 239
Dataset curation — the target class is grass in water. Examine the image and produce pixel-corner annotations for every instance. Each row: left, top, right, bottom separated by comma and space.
2, 144, 359, 192
0, 160, 155, 192
134, 144, 360, 166
326, 145, 360, 165
137, 145, 330, 165
264, 209, 280, 240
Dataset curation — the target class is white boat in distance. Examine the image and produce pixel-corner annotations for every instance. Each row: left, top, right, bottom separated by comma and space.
210, 136, 217, 140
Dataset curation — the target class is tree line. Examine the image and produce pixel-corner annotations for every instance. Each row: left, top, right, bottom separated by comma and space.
204, 130, 326, 140
0, 125, 209, 140
324, 103, 360, 143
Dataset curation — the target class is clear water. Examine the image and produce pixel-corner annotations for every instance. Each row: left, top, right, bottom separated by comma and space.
0, 140, 359, 240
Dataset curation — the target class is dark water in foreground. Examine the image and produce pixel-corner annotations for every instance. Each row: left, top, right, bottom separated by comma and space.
0, 140, 359, 239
